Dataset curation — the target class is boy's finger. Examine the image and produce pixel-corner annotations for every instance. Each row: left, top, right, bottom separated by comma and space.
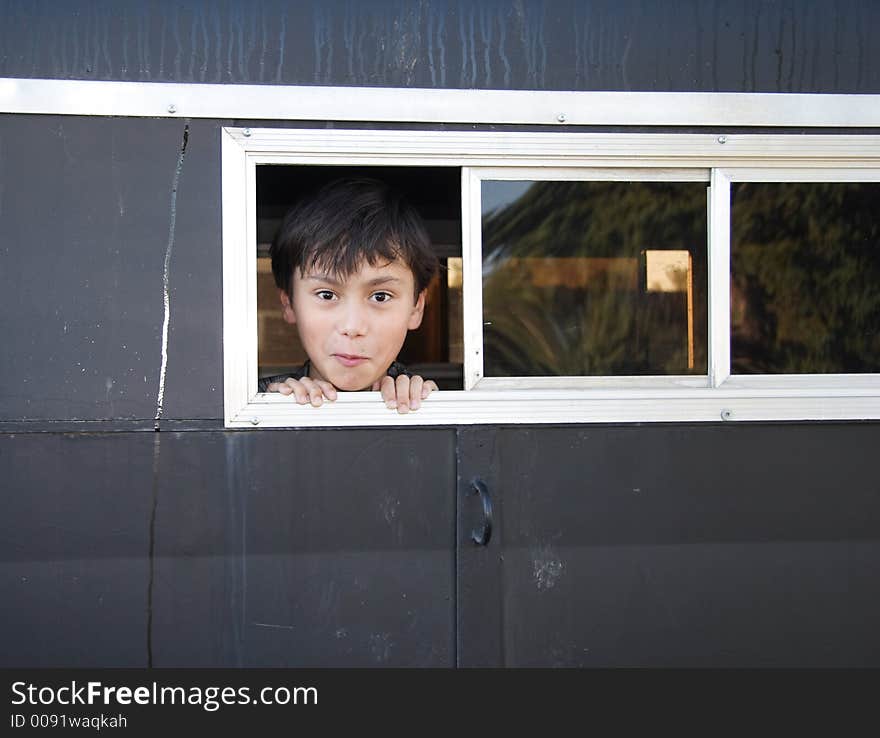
268, 381, 292, 396
409, 375, 424, 410
421, 380, 438, 399
284, 378, 310, 405
380, 376, 397, 408
299, 377, 324, 407
395, 374, 411, 414
317, 380, 337, 401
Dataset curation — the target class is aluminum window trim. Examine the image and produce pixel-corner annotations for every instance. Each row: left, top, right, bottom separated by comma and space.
719, 168, 880, 388
221, 127, 880, 427
467, 166, 713, 390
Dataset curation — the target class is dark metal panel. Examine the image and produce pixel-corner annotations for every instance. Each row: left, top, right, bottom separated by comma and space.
0, 116, 223, 422
235, 428, 456, 667
459, 422, 880, 667
0, 432, 155, 666
1, 0, 878, 93
148, 431, 245, 668
158, 120, 224, 422
456, 426, 504, 667
1, 428, 456, 667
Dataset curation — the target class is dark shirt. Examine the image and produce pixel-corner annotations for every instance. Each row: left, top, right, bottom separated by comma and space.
258, 360, 410, 392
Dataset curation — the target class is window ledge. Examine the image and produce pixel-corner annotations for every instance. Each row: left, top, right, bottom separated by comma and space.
226, 388, 880, 428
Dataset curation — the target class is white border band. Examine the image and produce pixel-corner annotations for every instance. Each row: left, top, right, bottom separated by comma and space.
2, 77, 880, 127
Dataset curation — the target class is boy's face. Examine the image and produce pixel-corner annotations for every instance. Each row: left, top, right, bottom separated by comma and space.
279, 258, 425, 391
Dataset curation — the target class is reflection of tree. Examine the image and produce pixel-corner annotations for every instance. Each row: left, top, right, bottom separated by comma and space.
482, 181, 707, 376
484, 270, 635, 376
731, 183, 880, 373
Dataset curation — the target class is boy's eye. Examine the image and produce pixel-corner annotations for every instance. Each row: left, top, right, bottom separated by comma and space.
370, 291, 393, 303
315, 290, 336, 301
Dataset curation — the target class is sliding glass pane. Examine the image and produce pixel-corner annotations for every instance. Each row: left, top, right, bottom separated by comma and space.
481, 180, 708, 377
731, 182, 880, 374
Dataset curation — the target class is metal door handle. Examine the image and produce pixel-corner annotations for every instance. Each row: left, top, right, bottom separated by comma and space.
470, 478, 493, 546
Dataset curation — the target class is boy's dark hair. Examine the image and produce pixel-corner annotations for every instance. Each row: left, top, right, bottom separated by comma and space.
270, 178, 438, 300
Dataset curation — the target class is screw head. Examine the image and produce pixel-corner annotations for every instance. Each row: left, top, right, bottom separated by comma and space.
717, 135, 727, 144
250, 417, 260, 426
557, 113, 567, 123
721, 408, 732, 420
243, 127, 252, 137
167, 103, 177, 114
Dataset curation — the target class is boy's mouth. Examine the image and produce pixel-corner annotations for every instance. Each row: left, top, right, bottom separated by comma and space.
332, 353, 369, 368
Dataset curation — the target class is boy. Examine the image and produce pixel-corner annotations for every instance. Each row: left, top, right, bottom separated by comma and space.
258, 178, 439, 414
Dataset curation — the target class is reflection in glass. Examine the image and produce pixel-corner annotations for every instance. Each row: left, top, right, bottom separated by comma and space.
731, 182, 880, 374
481, 180, 708, 377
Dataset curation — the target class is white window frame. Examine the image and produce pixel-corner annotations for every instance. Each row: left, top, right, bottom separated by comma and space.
713, 167, 880, 391
463, 166, 712, 391
222, 127, 880, 428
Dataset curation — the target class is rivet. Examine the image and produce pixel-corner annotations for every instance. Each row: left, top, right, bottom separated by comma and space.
243, 127, 252, 137
717, 135, 727, 144
557, 113, 567, 123
167, 103, 177, 114
720, 408, 732, 420
250, 417, 260, 426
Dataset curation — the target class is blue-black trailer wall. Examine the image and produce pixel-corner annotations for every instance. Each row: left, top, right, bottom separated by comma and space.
1, 0, 878, 667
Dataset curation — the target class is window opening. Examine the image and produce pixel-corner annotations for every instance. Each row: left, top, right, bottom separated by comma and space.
221, 127, 880, 426
256, 165, 463, 391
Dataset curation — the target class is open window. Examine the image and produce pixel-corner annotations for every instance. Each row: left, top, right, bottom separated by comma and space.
256, 165, 463, 391
222, 128, 880, 427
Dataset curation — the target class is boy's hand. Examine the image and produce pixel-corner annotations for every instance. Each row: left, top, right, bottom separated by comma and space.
372, 374, 439, 414
267, 377, 338, 407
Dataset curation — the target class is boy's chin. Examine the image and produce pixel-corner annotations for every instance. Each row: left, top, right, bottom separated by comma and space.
324, 371, 379, 392
334, 379, 372, 392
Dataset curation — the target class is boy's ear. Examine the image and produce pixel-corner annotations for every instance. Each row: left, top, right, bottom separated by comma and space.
407, 289, 427, 330
279, 289, 296, 325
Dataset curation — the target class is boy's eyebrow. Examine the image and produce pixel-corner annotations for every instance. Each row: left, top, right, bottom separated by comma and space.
302, 273, 404, 287
302, 273, 343, 285
365, 276, 404, 286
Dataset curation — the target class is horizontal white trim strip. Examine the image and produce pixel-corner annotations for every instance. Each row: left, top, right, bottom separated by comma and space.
475, 376, 710, 390
229, 391, 880, 427
721, 375, 880, 389
236, 129, 880, 166
726, 167, 880, 182
2, 78, 880, 127
472, 167, 710, 181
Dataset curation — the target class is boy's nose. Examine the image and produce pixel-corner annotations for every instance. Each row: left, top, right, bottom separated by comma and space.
338, 303, 368, 337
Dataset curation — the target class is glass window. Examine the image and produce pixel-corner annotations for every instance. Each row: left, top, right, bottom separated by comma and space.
481, 180, 708, 377
731, 182, 880, 374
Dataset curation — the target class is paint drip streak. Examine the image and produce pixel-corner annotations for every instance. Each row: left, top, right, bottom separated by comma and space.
154, 124, 189, 430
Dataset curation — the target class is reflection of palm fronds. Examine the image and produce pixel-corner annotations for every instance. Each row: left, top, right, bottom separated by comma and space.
483, 270, 636, 376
